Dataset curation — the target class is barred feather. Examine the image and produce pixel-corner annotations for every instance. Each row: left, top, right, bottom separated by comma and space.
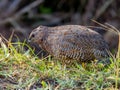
29, 25, 109, 65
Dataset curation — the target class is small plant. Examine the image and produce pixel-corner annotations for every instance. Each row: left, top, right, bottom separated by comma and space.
0, 24, 119, 89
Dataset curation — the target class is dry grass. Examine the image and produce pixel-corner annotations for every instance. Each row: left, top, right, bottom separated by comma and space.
0, 25, 119, 90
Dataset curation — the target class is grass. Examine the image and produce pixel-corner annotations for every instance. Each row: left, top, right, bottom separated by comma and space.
0, 34, 119, 90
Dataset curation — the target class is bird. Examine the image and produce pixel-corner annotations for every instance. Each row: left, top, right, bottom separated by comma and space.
87, 26, 118, 51
28, 25, 109, 66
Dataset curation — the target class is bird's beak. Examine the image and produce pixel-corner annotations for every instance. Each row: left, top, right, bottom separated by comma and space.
28, 39, 31, 43
28, 35, 32, 43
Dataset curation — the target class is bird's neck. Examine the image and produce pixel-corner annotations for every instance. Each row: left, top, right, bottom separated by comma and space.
40, 34, 53, 55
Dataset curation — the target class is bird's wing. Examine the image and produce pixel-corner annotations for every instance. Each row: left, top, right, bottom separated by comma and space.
50, 26, 109, 61
54, 30, 96, 61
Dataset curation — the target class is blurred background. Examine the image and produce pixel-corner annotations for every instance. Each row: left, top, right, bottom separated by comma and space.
0, 0, 119, 55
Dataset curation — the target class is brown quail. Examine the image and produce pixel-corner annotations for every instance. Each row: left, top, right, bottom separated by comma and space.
29, 25, 109, 65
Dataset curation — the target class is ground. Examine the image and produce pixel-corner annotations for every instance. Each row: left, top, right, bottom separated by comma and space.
0, 39, 119, 90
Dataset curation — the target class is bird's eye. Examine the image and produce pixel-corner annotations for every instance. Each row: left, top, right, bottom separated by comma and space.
31, 34, 35, 38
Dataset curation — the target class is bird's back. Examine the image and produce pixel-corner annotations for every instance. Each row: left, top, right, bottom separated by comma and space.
43, 25, 109, 63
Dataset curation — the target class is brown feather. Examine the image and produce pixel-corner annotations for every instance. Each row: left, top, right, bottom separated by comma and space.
29, 25, 109, 65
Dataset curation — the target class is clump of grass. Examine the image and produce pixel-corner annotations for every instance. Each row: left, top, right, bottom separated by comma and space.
0, 26, 119, 90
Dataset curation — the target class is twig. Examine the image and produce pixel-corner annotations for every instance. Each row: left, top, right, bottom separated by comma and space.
14, 0, 44, 19
6, 0, 21, 15
94, 0, 113, 19
105, 23, 119, 33
9, 20, 29, 37
10, 20, 26, 33
91, 20, 118, 34
0, 0, 8, 10
82, 0, 95, 24
0, 0, 44, 25
8, 29, 15, 43
92, 20, 120, 60
0, 34, 9, 43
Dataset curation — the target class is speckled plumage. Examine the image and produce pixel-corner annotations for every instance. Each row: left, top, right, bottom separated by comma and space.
29, 25, 109, 64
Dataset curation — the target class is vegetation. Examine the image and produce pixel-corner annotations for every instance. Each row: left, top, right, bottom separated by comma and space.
0, 33, 119, 90
0, 0, 119, 89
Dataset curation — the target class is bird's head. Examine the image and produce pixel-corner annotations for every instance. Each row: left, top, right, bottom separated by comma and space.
28, 26, 48, 43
